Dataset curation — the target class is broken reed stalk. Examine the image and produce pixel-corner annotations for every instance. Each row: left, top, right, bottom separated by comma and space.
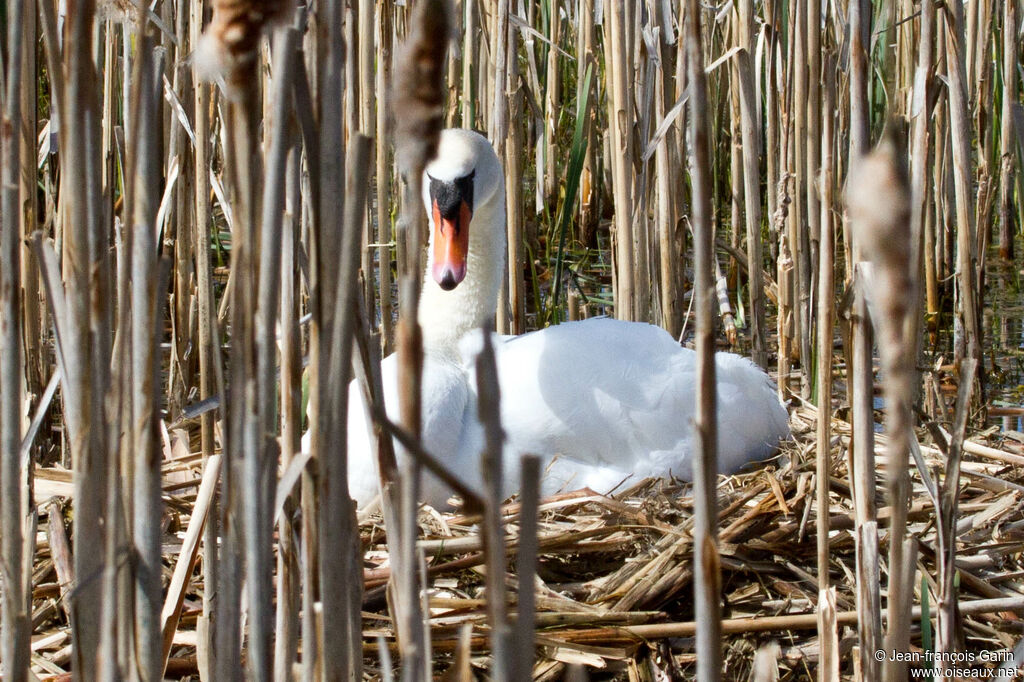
815, 58, 839, 682
684, 0, 723, 676
476, 330, 512, 682
127, 25, 164, 682
512, 455, 541, 682
1, 0, 31, 677
847, 130, 915, 682
935, 357, 977, 666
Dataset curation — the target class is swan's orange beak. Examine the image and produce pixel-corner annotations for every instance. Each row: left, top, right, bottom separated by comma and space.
431, 199, 472, 291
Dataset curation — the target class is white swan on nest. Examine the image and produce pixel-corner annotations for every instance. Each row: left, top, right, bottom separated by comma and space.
337, 128, 789, 509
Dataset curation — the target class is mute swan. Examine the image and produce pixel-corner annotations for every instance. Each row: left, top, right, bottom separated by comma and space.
339, 128, 789, 508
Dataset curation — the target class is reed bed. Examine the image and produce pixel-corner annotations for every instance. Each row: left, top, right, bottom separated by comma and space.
1, 0, 1023, 679
22, 405, 1024, 679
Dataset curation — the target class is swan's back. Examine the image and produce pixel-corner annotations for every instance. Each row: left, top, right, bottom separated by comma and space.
466, 318, 789, 495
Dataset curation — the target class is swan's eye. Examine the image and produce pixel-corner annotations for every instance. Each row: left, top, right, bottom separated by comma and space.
428, 170, 476, 219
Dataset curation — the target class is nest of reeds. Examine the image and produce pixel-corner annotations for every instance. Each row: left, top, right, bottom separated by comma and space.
25, 404, 1024, 680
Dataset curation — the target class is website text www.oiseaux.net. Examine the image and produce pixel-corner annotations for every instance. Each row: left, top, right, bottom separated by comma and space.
874, 649, 1021, 679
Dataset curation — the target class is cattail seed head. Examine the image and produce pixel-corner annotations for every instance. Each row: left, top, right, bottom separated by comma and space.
846, 125, 912, 276
847, 123, 914, 356
393, 0, 451, 178
195, 0, 292, 87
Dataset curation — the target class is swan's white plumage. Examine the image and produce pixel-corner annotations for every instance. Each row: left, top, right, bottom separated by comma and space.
321, 128, 790, 509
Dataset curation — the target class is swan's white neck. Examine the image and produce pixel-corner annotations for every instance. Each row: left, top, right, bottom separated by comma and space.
418, 195, 506, 356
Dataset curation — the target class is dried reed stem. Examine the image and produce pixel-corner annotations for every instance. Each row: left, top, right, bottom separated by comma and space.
605, 0, 636, 321
1, 0, 31, 677
815, 57, 838, 682
684, 0, 723, 676
127, 26, 164, 681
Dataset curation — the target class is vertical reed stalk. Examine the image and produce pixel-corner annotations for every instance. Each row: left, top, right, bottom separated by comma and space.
462, 0, 476, 127
62, 0, 109, 672
392, 3, 450, 675
998, 0, 1018, 260
606, 0, 636, 321
790, 0, 809, 396
944, 0, 981, 365
326, 134, 373, 681
577, 0, 597, 246
655, 6, 680, 336
189, 0, 219, 665
685, 0, 722, 677
913, 0, 938, 336
274, 128, 304, 682
359, 0, 376, 312
505, 21, 525, 334
815, 59, 838, 682
251, 28, 300, 679
1, 0, 30, 678
543, 0, 561, 206
735, 40, 765, 367
512, 455, 540, 682
377, 0, 395, 353
477, 330, 511, 682
849, 0, 870, 157
489, 0, 511, 333
846, 0, 882, 673
127, 26, 164, 682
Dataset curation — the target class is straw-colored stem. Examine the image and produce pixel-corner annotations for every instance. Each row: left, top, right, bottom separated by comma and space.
274, 138, 303, 680
1, 0, 31, 677
736, 43, 765, 368
128, 28, 164, 682
477, 330, 512, 682
684, 0, 722, 676
505, 22, 525, 335
377, 0, 395, 353
913, 0, 938, 336
250, 28, 300, 678
998, 0, 1018, 260
943, 0, 981, 365
606, 0, 636, 321
815, 59, 838, 682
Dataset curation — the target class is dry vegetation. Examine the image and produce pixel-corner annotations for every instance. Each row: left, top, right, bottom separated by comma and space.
1, 0, 1023, 680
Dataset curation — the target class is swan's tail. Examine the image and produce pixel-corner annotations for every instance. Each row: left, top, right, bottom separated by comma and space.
714, 352, 791, 474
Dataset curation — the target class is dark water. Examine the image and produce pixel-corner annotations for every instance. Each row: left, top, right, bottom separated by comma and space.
984, 243, 1024, 432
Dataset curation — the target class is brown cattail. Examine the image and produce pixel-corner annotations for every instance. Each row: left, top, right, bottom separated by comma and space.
392, 0, 451, 178
194, 0, 292, 83
846, 124, 913, 330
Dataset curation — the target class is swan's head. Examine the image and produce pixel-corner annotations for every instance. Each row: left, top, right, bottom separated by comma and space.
422, 129, 505, 291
